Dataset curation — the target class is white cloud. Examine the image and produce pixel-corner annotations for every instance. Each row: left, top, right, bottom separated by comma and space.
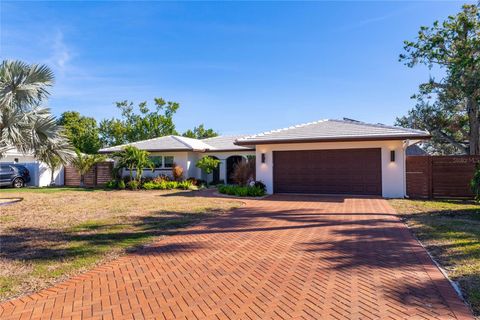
46, 30, 72, 75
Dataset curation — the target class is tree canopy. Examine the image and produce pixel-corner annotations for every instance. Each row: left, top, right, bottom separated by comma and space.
397, 4, 480, 155
58, 111, 102, 154
99, 98, 179, 147
182, 124, 218, 139
0, 60, 72, 161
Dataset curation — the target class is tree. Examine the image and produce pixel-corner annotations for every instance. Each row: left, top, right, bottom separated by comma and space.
99, 98, 179, 146
37, 142, 71, 186
196, 156, 220, 186
0, 60, 72, 161
70, 150, 106, 187
58, 111, 101, 154
113, 145, 153, 183
398, 4, 480, 154
182, 124, 218, 139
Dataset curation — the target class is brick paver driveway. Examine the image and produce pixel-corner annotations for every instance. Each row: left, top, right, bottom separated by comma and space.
0, 194, 473, 320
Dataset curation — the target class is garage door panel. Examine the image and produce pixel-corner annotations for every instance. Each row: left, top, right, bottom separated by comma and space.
273, 149, 382, 195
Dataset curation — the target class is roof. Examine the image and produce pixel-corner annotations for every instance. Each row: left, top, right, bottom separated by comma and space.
99, 135, 212, 153
99, 135, 254, 153
202, 135, 254, 151
235, 119, 431, 145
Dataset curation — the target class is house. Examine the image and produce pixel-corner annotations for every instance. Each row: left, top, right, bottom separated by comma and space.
98, 135, 256, 184
99, 118, 430, 198
0, 149, 64, 187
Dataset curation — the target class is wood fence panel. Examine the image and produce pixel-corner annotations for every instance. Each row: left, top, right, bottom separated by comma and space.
64, 162, 113, 187
432, 156, 478, 198
406, 156, 430, 199
406, 155, 480, 199
95, 162, 113, 185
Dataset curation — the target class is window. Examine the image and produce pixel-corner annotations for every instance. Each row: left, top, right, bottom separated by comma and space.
164, 156, 174, 168
148, 156, 174, 169
149, 156, 163, 168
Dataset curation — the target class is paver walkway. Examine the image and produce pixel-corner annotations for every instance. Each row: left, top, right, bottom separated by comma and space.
0, 195, 473, 320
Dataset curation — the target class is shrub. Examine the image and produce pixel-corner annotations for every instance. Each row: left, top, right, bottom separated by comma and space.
118, 180, 126, 190
218, 184, 265, 197
172, 164, 184, 181
253, 181, 266, 192
153, 175, 170, 183
105, 179, 118, 189
142, 180, 193, 190
127, 180, 139, 190
231, 160, 255, 186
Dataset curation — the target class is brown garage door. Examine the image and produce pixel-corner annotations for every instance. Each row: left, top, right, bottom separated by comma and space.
273, 148, 382, 195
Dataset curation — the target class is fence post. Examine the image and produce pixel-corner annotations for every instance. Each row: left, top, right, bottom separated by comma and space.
427, 157, 433, 199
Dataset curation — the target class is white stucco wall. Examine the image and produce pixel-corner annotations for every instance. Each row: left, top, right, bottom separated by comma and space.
122, 151, 190, 179
119, 150, 255, 182
255, 140, 406, 198
1, 149, 64, 187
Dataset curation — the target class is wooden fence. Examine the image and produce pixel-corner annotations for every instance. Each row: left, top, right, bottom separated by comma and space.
64, 161, 114, 187
406, 155, 480, 199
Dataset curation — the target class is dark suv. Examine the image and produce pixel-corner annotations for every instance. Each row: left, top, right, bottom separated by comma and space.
0, 164, 31, 188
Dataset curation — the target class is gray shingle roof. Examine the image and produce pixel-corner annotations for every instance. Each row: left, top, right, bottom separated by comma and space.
235, 119, 430, 145
99, 135, 212, 153
202, 135, 254, 151
99, 135, 254, 153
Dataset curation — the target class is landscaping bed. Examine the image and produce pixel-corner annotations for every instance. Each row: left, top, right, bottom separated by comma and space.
0, 188, 240, 301
389, 199, 480, 316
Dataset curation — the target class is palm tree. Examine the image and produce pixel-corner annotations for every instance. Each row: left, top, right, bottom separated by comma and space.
113, 146, 153, 182
37, 141, 71, 186
71, 150, 106, 187
0, 60, 72, 162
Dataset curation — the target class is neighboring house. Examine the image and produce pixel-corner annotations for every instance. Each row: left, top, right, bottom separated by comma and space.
99, 118, 430, 198
0, 149, 64, 187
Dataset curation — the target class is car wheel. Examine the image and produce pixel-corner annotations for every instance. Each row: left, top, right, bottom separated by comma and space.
12, 178, 24, 188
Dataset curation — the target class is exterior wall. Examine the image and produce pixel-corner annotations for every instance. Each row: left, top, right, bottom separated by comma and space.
122, 151, 189, 179
255, 140, 406, 198
204, 150, 255, 183
0, 150, 64, 187
118, 150, 255, 182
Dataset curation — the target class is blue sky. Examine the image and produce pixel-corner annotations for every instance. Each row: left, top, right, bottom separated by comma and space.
0, 1, 472, 135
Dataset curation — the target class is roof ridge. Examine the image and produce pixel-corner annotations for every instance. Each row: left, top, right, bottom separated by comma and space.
238, 119, 329, 140
329, 119, 429, 134
171, 135, 197, 150
99, 135, 175, 151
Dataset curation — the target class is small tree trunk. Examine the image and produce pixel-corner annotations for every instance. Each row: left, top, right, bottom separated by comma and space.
50, 168, 55, 186
467, 97, 480, 155
80, 174, 85, 187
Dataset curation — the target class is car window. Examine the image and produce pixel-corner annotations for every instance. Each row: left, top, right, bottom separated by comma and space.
0, 165, 12, 172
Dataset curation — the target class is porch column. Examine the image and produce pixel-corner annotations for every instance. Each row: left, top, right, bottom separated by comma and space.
219, 159, 227, 184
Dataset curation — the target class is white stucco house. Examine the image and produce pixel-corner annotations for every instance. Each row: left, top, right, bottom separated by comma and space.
99, 118, 430, 198
0, 149, 64, 187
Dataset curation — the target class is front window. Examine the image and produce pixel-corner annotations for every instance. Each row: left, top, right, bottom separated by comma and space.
164, 156, 174, 168
150, 156, 163, 168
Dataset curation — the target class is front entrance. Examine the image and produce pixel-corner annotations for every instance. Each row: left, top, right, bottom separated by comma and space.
226, 156, 243, 184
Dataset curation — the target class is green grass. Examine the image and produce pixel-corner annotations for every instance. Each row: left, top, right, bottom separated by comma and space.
389, 199, 480, 316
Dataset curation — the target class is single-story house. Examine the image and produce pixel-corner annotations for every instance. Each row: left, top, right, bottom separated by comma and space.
0, 149, 64, 187
99, 118, 430, 198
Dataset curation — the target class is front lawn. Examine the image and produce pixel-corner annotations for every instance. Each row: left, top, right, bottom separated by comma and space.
0, 188, 240, 301
389, 199, 480, 316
